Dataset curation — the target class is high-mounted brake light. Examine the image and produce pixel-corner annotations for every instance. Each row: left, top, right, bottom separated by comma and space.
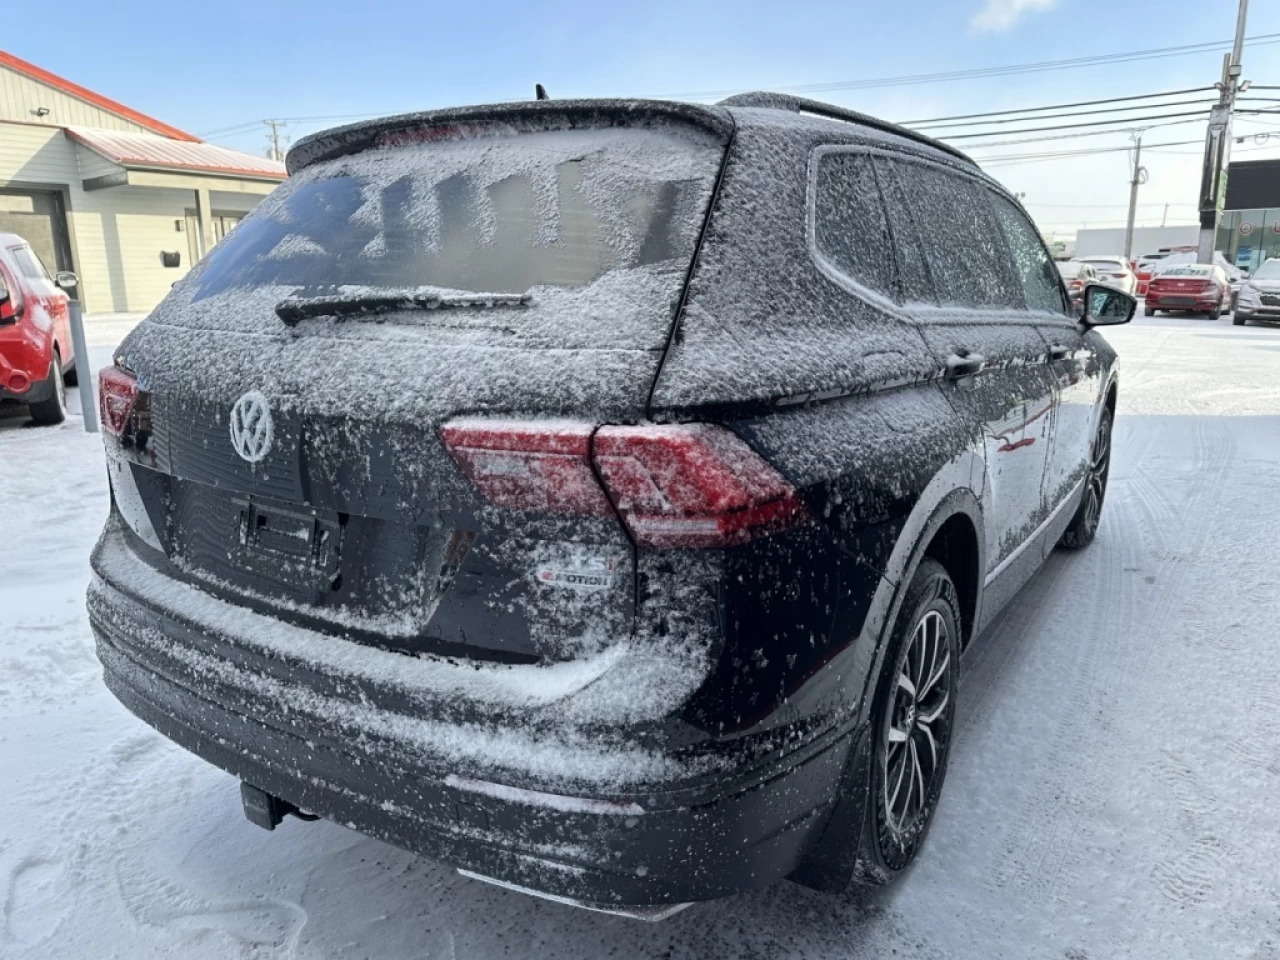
440, 420, 806, 549
98, 366, 139, 437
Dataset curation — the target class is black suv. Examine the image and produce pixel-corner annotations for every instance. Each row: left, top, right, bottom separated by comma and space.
89, 93, 1134, 919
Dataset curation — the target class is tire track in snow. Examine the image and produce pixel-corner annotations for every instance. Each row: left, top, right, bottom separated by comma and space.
989, 414, 1235, 905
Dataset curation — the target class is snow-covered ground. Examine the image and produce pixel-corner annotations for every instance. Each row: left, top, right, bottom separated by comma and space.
3, 311, 1279, 959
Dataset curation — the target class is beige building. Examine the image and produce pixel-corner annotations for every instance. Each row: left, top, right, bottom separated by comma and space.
0, 49, 286, 315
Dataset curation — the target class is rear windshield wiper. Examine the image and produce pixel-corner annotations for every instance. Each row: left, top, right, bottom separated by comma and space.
275, 288, 531, 326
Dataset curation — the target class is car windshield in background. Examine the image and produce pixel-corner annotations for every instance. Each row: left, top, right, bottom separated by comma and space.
1085, 260, 1125, 272
1057, 262, 1084, 277
1161, 266, 1212, 276
1252, 260, 1280, 280
191, 126, 722, 302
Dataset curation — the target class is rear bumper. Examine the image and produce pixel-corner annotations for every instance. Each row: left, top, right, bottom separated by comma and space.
0, 334, 52, 398
89, 524, 853, 906
0, 364, 56, 403
1145, 294, 1221, 310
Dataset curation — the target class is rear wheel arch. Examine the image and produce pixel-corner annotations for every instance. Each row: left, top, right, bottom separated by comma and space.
922, 511, 981, 650
860, 488, 984, 722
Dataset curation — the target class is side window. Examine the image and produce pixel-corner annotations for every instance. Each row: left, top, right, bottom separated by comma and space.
989, 195, 1067, 314
884, 159, 1022, 310
9, 246, 51, 283
812, 150, 895, 300
874, 157, 935, 303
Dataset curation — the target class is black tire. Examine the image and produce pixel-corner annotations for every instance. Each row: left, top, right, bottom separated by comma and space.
1233, 313, 1247, 326
852, 558, 960, 886
28, 352, 67, 426
63, 359, 78, 387
1143, 306, 1155, 317
1059, 407, 1112, 549
1208, 306, 1222, 321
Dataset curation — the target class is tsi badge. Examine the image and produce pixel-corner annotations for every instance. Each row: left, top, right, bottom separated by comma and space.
536, 553, 619, 592
229, 390, 274, 464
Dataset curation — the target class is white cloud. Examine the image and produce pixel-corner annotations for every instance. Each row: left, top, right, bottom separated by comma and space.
970, 0, 1057, 32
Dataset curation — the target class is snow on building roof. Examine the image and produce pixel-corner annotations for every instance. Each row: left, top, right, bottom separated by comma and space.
0, 49, 200, 142
65, 127, 287, 180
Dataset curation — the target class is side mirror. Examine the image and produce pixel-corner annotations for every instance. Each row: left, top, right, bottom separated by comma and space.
1082, 283, 1135, 326
55, 271, 79, 291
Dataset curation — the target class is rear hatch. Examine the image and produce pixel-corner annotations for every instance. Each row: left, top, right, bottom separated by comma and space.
111, 103, 731, 664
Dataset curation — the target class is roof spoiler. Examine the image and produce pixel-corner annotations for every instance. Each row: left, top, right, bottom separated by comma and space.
286, 99, 734, 175
718, 91, 976, 167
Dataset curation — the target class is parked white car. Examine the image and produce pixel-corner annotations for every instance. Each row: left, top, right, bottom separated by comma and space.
1075, 256, 1136, 296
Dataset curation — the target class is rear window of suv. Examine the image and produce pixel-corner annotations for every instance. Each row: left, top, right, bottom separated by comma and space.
187, 124, 725, 345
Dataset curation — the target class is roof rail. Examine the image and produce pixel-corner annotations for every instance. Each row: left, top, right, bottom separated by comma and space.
718, 91, 976, 167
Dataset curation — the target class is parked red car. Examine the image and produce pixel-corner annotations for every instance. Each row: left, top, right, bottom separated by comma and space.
0, 233, 75, 425
1143, 264, 1229, 319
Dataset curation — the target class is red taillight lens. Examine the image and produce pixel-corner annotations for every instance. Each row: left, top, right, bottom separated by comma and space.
440, 420, 612, 515
98, 366, 139, 437
594, 424, 804, 548
440, 420, 806, 548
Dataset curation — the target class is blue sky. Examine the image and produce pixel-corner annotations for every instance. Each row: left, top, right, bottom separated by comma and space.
6, 0, 1280, 233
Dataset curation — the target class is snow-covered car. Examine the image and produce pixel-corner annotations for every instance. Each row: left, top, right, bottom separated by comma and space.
1233, 257, 1280, 325
87, 93, 1132, 918
1074, 256, 1136, 296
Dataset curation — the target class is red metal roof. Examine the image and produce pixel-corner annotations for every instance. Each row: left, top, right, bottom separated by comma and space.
0, 49, 199, 142
67, 127, 286, 180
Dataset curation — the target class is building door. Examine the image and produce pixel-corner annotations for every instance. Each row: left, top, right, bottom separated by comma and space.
0, 189, 74, 294
185, 211, 245, 266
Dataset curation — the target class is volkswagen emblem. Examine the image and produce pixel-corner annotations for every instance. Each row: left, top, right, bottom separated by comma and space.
229, 391, 274, 464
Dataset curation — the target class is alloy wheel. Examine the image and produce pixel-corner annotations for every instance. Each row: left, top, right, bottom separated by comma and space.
1082, 414, 1111, 535
880, 609, 952, 854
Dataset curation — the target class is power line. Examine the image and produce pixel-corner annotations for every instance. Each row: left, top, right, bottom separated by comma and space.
913, 97, 1219, 131
651, 33, 1280, 100
196, 34, 1280, 142
937, 109, 1215, 141
901, 86, 1214, 125
975, 139, 1203, 163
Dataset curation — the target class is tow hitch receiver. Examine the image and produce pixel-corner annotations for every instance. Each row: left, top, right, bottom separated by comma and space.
240, 782, 319, 830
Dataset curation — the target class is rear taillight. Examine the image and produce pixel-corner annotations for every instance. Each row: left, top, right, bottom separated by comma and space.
594, 425, 804, 548
440, 421, 613, 515
441, 420, 806, 549
98, 366, 139, 437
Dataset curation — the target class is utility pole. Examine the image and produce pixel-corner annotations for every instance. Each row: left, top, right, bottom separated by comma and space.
1123, 131, 1147, 261
1161, 203, 1170, 227
1197, 0, 1249, 264
264, 119, 288, 162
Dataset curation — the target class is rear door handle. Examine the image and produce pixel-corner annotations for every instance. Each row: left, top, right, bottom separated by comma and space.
945, 353, 984, 380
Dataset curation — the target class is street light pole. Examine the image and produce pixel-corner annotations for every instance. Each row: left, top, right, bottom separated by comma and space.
1196, 0, 1249, 264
